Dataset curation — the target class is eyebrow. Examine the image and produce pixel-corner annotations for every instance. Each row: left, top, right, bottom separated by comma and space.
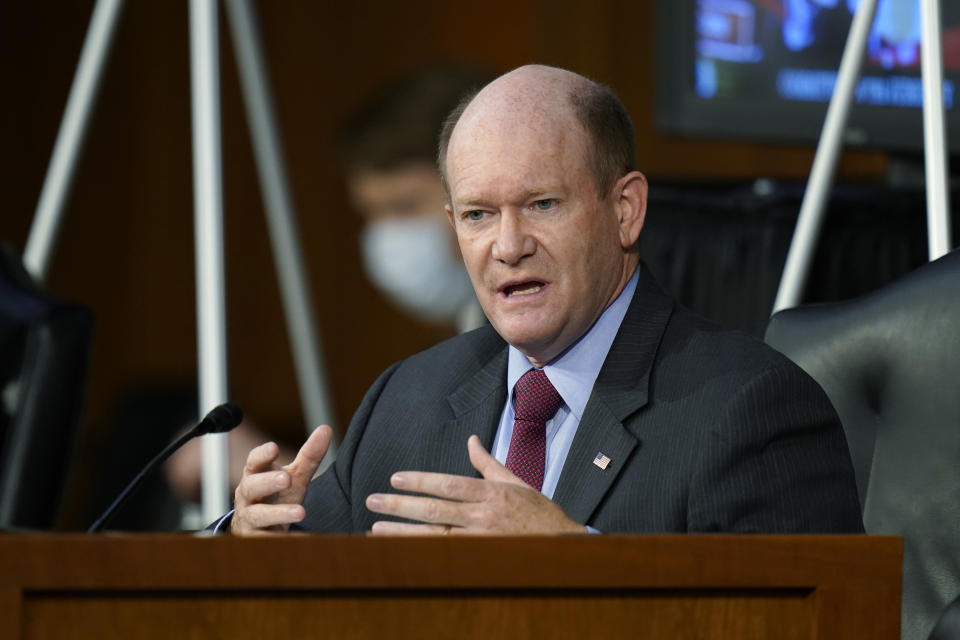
454, 197, 490, 209
454, 188, 559, 209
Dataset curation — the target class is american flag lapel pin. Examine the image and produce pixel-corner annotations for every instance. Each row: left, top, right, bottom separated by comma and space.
593, 452, 611, 470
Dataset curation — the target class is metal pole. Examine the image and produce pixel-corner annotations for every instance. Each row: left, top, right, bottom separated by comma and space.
772, 0, 878, 314
223, 0, 337, 466
23, 0, 125, 281
190, 0, 230, 522
920, 0, 953, 260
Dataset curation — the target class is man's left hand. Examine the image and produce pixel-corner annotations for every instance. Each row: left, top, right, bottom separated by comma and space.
365, 435, 588, 535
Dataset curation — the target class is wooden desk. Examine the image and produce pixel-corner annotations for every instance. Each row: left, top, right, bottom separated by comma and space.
0, 534, 901, 639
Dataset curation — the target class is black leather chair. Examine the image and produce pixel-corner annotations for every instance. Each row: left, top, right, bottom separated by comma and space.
765, 248, 960, 640
0, 246, 92, 529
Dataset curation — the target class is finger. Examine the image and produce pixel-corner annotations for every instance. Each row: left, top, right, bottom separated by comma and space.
285, 424, 333, 484
467, 435, 527, 486
369, 521, 457, 536
365, 492, 465, 526
235, 502, 305, 531
389, 471, 488, 502
234, 469, 292, 506
243, 441, 280, 476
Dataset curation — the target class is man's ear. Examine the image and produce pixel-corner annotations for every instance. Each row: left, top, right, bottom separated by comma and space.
445, 204, 456, 229
614, 171, 648, 249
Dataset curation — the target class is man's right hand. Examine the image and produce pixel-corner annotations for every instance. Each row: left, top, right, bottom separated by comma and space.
230, 424, 333, 535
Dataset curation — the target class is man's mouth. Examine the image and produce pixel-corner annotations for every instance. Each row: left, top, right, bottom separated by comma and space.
502, 281, 545, 297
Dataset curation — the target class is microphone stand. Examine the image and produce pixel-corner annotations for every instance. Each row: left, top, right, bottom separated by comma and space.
87, 428, 201, 533
88, 402, 243, 533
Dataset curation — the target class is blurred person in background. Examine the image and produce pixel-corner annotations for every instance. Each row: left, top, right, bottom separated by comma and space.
339, 64, 493, 333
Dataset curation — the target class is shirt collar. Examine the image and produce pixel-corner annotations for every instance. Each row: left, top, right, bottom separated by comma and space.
506, 267, 640, 420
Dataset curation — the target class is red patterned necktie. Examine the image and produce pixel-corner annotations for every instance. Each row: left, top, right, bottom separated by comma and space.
505, 369, 563, 491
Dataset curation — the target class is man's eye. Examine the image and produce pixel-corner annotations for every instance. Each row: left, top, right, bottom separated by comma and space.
534, 199, 557, 211
464, 210, 486, 221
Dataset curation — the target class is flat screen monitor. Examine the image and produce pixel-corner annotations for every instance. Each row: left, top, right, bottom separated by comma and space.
657, 0, 960, 153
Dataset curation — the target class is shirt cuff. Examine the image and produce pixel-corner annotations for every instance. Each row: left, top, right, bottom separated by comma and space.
585, 525, 601, 534
209, 509, 235, 534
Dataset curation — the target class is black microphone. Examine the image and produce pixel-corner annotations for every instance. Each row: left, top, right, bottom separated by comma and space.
195, 402, 244, 436
87, 402, 244, 533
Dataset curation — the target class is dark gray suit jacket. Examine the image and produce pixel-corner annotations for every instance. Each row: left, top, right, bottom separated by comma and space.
298, 266, 864, 533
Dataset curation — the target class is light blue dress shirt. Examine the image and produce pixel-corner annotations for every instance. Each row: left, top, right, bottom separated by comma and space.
491, 267, 639, 500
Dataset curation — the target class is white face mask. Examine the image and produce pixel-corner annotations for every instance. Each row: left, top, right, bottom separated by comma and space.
360, 216, 476, 324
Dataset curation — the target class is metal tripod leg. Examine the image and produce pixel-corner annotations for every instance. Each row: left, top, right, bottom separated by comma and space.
772, 0, 877, 314
920, 0, 953, 260
224, 0, 337, 469
23, 0, 125, 282
190, 0, 230, 523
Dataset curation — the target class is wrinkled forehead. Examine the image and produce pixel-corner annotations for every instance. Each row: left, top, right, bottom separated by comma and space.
455, 76, 580, 142
446, 98, 589, 181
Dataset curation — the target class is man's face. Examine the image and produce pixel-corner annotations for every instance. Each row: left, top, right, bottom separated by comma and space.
446, 112, 634, 366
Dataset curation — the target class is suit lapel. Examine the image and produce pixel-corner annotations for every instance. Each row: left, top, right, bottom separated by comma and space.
553, 266, 675, 523
434, 344, 508, 478
551, 400, 639, 523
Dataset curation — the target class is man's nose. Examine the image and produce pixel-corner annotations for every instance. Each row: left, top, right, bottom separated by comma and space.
491, 211, 535, 265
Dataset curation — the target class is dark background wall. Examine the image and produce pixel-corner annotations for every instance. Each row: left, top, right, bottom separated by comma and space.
0, 1, 890, 526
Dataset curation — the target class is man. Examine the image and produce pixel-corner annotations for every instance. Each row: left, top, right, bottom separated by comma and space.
223, 65, 863, 535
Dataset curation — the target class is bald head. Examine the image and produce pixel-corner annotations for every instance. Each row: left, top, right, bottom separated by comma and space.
438, 65, 635, 201
454, 65, 591, 135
